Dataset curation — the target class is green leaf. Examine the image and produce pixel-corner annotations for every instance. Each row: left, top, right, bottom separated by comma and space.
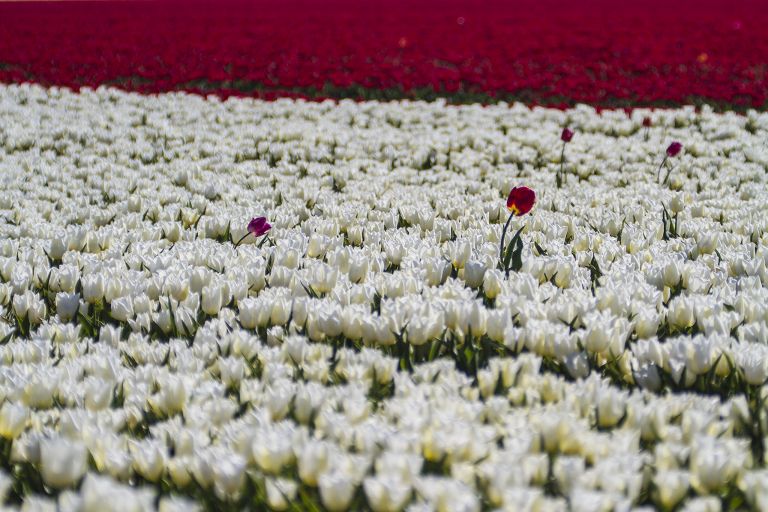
503, 225, 525, 274
428, 338, 442, 362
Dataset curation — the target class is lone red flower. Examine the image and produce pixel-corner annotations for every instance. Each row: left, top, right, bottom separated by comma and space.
561, 128, 574, 143
248, 217, 271, 237
506, 187, 536, 216
666, 142, 683, 157
642, 117, 652, 128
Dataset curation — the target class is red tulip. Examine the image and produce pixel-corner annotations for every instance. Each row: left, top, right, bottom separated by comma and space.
506, 187, 536, 216
666, 142, 683, 157
247, 217, 271, 237
642, 117, 652, 128
658, 142, 683, 183
561, 128, 574, 143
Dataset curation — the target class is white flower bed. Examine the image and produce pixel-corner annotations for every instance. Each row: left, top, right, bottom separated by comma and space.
0, 83, 767, 510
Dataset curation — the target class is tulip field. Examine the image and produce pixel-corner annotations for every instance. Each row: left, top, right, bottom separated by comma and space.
0, 83, 767, 511
2, 1, 768, 511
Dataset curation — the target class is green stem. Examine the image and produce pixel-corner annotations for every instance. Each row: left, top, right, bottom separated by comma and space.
499, 212, 514, 265
559, 142, 566, 187
233, 232, 250, 248
656, 155, 668, 181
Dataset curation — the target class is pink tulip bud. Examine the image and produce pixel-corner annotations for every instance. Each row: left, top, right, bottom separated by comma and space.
666, 142, 683, 157
248, 217, 271, 237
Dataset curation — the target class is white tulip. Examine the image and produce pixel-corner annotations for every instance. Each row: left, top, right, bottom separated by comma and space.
55, 292, 81, 322
265, 477, 298, 511
40, 438, 88, 488
0, 402, 28, 440
131, 441, 166, 482
81, 473, 156, 512
82, 274, 105, 304
159, 496, 201, 512
212, 453, 246, 500
667, 298, 695, 329
110, 295, 134, 322
463, 260, 486, 289
364, 475, 411, 512
12, 291, 31, 318
201, 284, 223, 316
319, 470, 357, 512
298, 440, 329, 486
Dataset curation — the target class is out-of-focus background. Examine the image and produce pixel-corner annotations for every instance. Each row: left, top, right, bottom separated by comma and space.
1, 0, 767, 109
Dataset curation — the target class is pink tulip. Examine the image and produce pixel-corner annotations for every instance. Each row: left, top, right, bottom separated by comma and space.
248, 217, 271, 237
666, 142, 683, 157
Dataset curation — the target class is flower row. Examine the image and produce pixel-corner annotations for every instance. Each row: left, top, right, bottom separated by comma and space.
1, 0, 767, 107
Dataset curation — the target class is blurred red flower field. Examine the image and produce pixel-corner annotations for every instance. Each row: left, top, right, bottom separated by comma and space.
1, 0, 767, 108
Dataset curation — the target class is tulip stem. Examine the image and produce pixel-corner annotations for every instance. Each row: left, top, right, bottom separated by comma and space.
499, 212, 515, 263
656, 155, 668, 182
233, 232, 250, 248
234, 233, 269, 249
662, 165, 674, 186
558, 143, 566, 188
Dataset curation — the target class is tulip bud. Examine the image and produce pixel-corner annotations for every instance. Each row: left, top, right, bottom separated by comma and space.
666, 142, 683, 157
